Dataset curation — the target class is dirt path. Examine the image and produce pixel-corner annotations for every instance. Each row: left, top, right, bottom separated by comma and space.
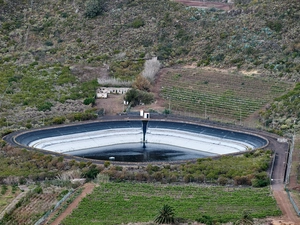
50, 183, 96, 225
272, 189, 300, 225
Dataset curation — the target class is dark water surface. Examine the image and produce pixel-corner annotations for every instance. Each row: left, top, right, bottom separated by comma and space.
68, 143, 217, 162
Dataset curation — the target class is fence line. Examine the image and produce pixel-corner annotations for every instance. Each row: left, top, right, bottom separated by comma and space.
286, 190, 300, 216
284, 133, 300, 217
34, 189, 74, 225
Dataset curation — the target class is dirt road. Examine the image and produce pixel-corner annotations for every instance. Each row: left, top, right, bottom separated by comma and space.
49, 183, 96, 225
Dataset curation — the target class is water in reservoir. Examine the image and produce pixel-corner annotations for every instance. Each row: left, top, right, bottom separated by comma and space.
69, 143, 217, 162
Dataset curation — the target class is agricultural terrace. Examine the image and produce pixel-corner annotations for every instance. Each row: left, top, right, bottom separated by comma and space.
0, 185, 21, 213
1, 185, 69, 225
62, 182, 281, 225
159, 68, 292, 122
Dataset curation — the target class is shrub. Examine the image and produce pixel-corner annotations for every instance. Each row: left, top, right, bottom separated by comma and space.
124, 89, 154, 106
44, 41, 53, 46
266, 20, 283, 32
130, 17, 145, 28
104, 161, 110, 168
83, 97, 95, 105
52, 116, 66, 125
196, 215, 214, 225
37, 102, 53, 111
85, 0, 105, 18
139, 91, 154, 104
83, 165, 100, 179
218, 176, 228, 186
1, 184, 8, 194
251, 172, 269, 187
132, 75, 151, 91
33, 186, 43, 194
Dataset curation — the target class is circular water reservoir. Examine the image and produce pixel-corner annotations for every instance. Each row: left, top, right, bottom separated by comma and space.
14, 120, 268, 162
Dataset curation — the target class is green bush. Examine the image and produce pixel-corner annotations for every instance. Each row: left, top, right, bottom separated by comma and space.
33, 186, 43, 194
44, 41, 53, 46
1, 184, 8, 195
52, 116, 66, 125
130, 17, 145, 28
85, 0, 105, 18
83, 165, 100, 179
104, 161, 110, 168
124, 89, 154, 106
196, 215, 214, 225
83, 97, 95, 105
37, 102, 53, 111
266, 21, 283, 32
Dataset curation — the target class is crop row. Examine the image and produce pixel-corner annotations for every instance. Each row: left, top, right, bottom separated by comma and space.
161, 87, 260, 119
159, 70, 292, 121
62, 182, 281, 225
160, 76, 289, 99
6, 192, 59, 225
163, 69, 290, 93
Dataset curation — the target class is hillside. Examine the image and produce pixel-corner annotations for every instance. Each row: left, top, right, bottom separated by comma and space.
0, 0, 299, 132
0, 0, 299, 76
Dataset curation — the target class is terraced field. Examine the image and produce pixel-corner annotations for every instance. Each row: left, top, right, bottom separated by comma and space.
2, 186, 68, 225
158, 68, 292, 123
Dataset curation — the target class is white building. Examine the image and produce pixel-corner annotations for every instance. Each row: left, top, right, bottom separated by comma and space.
96, 87, 130, 99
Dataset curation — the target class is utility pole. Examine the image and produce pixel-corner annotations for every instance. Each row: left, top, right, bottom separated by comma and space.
205, 103, 207, 119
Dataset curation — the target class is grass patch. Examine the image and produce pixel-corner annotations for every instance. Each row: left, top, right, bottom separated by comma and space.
62, 182, 281, 225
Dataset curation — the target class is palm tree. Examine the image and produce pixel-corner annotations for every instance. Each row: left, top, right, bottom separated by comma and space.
154, 204, 175, 224
234, 211, 254, 225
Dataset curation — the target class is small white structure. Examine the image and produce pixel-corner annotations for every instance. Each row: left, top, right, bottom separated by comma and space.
140, 110, 150, 119
96, 87, 130, 99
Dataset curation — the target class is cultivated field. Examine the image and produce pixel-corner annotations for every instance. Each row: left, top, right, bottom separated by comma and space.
1, 185, 68, 225
157, 68, 292, 123
0, 185, 21, 213
61, 182, 281, 225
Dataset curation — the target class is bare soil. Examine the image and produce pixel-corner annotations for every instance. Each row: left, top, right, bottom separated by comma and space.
96, 94, 126, 115
174, 0, 234, 10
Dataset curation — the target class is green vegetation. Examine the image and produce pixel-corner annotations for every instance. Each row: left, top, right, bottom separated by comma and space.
0, 0, 299, 133
130, 17, 145, 28
154, 204, 175, 224
124, 88, 154, 106
85, 0, 106, 18
61, 182, 281, 225
159, 68, 291, 122
45, 187, 84, 225
0, 0, 299, 222
98, 149, 272, 187
260, 82, 300, 132
233, 210, 254, 225
0, 185, 21, 213
1, 185, 69, 225
0, 144, 101, 182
